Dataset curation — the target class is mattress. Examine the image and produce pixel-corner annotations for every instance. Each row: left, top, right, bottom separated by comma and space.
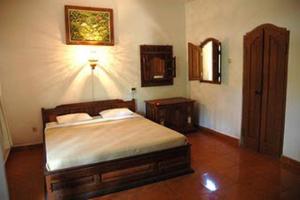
45, 114, 187, 171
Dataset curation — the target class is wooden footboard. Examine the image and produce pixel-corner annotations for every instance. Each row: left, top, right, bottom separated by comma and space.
45, 144, 193, 200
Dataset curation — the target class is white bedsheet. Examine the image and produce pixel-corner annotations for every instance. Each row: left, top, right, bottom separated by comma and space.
45, 114, 187, 171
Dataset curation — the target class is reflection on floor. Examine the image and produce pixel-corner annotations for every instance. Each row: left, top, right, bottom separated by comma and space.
6, 131, 300, 200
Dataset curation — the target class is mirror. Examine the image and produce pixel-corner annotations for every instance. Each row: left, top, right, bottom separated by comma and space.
200, 38, 221, 84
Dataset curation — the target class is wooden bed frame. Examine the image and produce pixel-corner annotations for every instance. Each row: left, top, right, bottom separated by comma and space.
41, 99, 193, 200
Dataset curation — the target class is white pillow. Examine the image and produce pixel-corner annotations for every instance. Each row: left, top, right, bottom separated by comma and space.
56, 113, 93, 124
100, 108, 133, 119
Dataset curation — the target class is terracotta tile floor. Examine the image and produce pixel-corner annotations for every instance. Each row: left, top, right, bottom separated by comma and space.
6, 132, 300, 200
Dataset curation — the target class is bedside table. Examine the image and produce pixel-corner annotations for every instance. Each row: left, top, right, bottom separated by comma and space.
145, 97, 197, 134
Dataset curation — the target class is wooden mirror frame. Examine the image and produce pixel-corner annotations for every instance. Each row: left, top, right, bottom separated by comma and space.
199, 38, 222, 84
140, 45, 176, 87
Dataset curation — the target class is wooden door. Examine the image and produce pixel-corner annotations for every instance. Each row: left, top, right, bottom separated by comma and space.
242, 27, 264, 151
242, 24, 289, 157
259, 25, 289, 156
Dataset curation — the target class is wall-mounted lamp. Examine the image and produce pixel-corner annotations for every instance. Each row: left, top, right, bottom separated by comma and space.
88, 59, 98, 70
88, 50, 98, 70
88, 50, 99, 101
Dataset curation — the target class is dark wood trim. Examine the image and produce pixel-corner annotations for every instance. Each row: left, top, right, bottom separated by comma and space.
65, 5, 114, 46
200, 80, 221, 84
244, 23, 289, 37
10, 143, 43, 153
199, 126, 239, 146
281, 156, 300, 174
199, 37, 221, 48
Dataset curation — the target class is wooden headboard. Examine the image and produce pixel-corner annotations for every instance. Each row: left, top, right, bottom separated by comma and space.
41, 99, 136, 129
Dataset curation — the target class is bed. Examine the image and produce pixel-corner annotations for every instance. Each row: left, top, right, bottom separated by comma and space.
42, 99, 193, 200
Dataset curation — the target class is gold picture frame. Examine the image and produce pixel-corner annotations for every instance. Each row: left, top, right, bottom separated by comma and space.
65, 5, 114, 46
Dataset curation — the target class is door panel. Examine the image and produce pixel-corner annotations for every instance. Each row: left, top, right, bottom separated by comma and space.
212, 41, 220, 82
242, 24, 289, 157
242, 28, 264, 151
260, 27, 289, 156
188, 43, 202, 80
165, 105, 185, 132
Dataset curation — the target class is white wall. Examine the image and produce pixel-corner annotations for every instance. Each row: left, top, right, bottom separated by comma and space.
0, 83, 12, 161
0, 144, 9, 200
186, 0, 300, 161
0, 80, 9, 200
0, 0, 187, 146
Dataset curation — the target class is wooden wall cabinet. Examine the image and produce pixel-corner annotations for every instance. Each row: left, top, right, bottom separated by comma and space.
145, 97, 197, 134
140, 45, 176, 87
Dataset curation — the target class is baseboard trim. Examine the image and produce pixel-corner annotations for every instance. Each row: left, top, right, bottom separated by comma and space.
281, 156, 300, 174
199, 126, 239, 146
11, 143, 43, 152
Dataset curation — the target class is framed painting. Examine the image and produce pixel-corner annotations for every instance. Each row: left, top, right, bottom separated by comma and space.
65, 5, 114, 46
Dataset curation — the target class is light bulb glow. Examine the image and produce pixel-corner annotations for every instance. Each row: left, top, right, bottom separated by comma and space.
88, 50, 98, 69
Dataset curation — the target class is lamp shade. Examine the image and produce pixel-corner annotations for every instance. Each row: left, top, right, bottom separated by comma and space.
88, 50, 98, 69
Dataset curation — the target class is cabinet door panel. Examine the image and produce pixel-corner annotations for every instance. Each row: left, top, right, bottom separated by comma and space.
242, 28, 264, 151
260, 27, 289, 156
164, 105, 184, 132
141, 45, 175, 87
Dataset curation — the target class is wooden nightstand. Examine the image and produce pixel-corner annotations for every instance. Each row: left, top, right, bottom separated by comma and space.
145, 97, 197, 134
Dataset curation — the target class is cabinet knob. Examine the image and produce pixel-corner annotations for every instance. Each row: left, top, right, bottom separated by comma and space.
255, 90, 262, 95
